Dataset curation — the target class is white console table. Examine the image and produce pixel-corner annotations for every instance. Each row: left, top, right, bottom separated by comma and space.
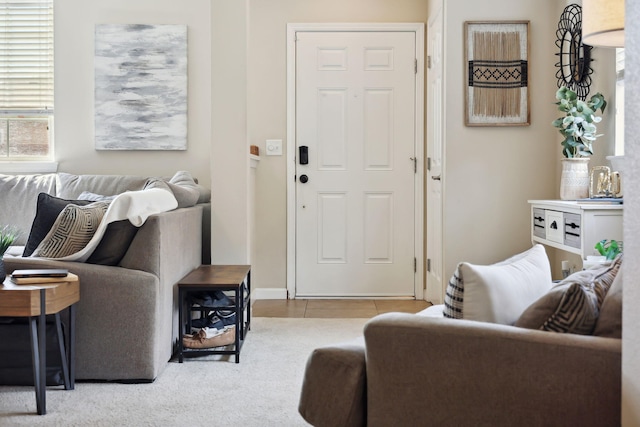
528, 200, 623, 260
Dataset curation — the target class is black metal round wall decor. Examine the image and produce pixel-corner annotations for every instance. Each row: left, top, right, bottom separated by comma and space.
555, 3, 593, 100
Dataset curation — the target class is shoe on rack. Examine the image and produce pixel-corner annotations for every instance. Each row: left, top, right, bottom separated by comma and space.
182, 326, 236, 349
190, 313, 224, 330
190, 291, 234, 308
212, 309, 236, 327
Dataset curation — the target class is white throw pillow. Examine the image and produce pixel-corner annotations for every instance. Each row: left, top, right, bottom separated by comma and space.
443, 244, 552, 325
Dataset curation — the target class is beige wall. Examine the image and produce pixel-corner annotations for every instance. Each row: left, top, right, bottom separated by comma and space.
442, 0, 618, 281
211, 0, 250, 264
54, 0, 212, 184
548, 0, 618, 276
442, 0, 558, 278
623, 0, 640, 424
247, 0, 429, 290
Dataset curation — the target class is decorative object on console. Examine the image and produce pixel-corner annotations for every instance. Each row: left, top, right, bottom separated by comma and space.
553, 86, 607, 200
553, 87, 607, 158
0, 225, 18, 281
555, 4, 593, 100
589, 165, 622, 198
560, 157, 590, 200
94, 24, 188, 151
595, 239, 623, 260
464, 21, 529, 126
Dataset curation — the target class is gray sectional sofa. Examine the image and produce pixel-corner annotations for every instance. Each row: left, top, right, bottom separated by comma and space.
1, 172, 211, 382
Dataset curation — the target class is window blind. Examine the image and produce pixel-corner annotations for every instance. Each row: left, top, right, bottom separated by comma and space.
0, 0, 53, 114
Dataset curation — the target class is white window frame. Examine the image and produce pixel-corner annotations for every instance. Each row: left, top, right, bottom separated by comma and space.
0, 0, 56, 171
614, 48, 624, 156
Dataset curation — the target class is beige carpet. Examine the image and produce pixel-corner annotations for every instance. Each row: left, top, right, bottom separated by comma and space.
0, 317, 369, 426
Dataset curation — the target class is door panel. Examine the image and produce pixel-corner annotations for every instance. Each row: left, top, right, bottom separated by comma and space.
295, 31, 416, 297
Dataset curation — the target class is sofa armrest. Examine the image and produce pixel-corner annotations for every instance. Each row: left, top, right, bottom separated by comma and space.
120, 205, 203, 278
120, 204, 204, 358
364, 313, 621, 427
299, 338, 367, 427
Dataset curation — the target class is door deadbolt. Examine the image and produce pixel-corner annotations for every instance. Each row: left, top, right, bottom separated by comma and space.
299, 174, 309, 183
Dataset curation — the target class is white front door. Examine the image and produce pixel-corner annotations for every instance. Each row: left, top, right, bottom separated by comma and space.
426, 6, 445, 304
294, 30, 417, 297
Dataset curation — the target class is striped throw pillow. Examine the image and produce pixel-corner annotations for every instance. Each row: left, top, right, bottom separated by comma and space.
443, 266, 464, 319
516, 256, 622, 334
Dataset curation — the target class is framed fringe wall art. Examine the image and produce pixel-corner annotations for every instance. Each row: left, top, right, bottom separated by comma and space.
465, 21, 530, 126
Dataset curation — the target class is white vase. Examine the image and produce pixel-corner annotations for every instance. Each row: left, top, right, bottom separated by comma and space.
560, 158, 590, 200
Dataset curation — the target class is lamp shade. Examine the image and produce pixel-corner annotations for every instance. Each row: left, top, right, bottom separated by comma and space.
582, 0, 624, 47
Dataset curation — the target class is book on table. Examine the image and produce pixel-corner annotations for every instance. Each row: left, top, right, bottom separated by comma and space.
9, 269, 75, 285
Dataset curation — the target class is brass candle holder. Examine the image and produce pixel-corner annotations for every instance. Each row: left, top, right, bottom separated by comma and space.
589, 166, 622, 198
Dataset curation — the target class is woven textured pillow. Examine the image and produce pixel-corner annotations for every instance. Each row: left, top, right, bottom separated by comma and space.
515, 255, 622, 334
443, 244, 552, 325
22, 193, 92, 257
31, 202, 110, 258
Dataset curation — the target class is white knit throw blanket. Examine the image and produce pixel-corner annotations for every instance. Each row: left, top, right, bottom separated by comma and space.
52, 188, 178, 262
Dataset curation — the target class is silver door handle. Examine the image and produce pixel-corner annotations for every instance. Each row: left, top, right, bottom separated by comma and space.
431, 175, 441, 181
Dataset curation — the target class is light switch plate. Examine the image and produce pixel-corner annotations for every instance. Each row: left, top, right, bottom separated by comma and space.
266, 139, 282, 156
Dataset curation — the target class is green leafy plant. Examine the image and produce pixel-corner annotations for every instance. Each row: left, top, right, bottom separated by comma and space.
0, 225, 18, 257
552, 87, 607, 158
594, 239, 623, 260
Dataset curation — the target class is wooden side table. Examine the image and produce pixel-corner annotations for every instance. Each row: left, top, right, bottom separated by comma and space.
0, 274, 80, 415
177, 265, 251, 363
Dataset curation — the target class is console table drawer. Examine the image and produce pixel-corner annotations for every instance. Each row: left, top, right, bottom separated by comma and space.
545, 210, 564, 244
529, 200, 623, 261
564, 212, 581, 249
533, 208, 546, 239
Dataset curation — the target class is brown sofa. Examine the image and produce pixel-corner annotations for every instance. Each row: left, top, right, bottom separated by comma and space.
299, 269, 622, 426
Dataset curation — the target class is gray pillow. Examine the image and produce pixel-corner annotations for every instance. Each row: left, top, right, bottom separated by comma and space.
169, 170, 210, 203
515, 256, 622, 334
86, 219, 139, 266
145, 176, 199, 208
77, 191, 117, 202
593, 269, 623, 338
514, 281, 599, 334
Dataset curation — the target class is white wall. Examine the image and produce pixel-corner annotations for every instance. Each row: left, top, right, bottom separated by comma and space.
54, 0, 211, 184
622, 0, 640, 423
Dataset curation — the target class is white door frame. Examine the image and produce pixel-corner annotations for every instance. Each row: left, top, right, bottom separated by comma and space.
286, 22, 425, 299
426, 5, 446, 305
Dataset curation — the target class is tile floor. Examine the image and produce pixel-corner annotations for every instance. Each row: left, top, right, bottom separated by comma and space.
252, 299, 431, 318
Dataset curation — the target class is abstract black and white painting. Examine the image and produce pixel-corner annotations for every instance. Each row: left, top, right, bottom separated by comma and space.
95, 24, 187, 150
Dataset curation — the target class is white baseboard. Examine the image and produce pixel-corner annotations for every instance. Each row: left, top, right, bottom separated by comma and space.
252, 288, 288, 300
